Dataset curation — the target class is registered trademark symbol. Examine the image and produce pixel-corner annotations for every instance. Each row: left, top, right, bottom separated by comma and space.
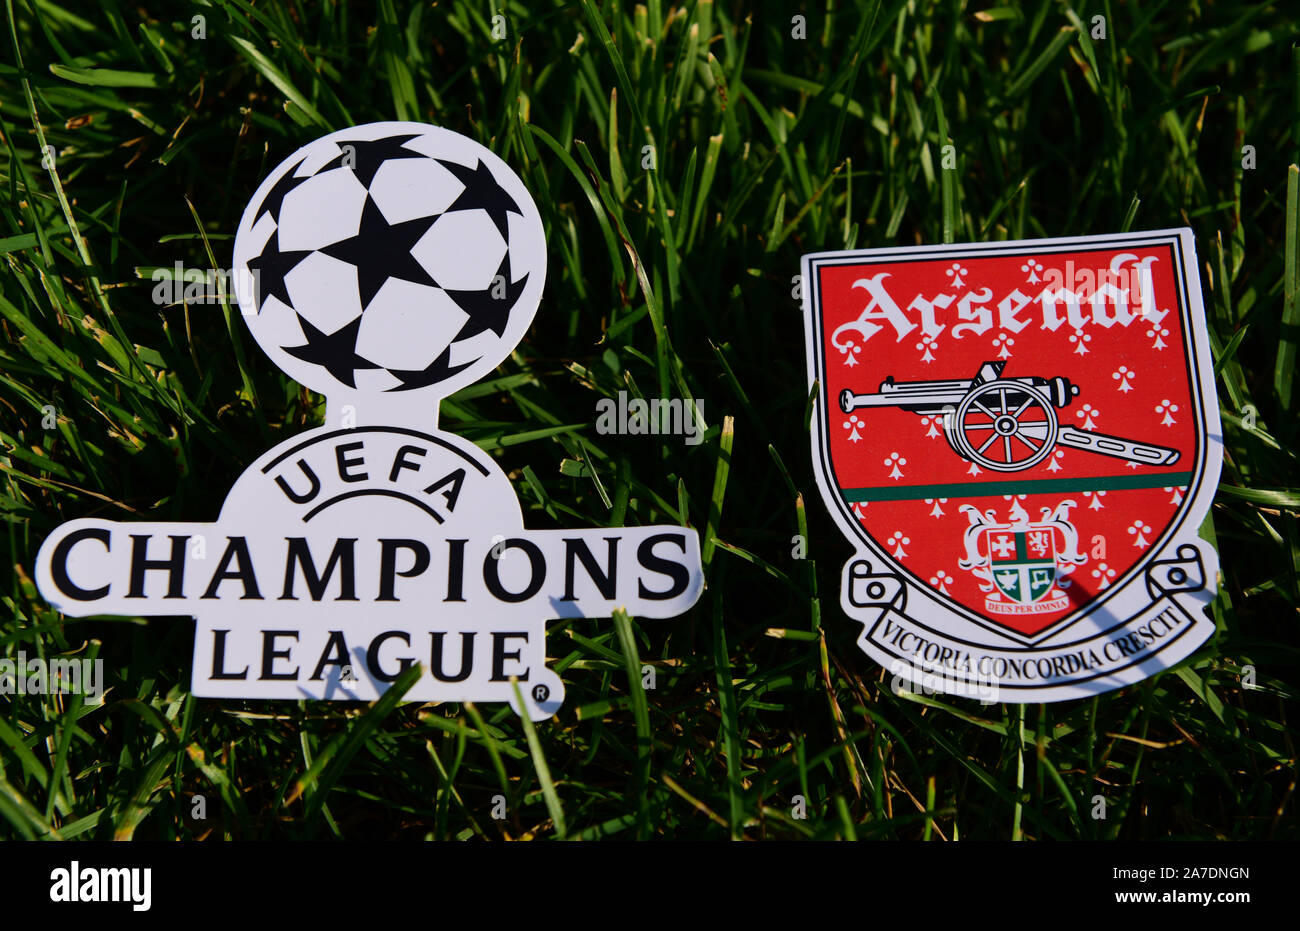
531, 683, 550, 703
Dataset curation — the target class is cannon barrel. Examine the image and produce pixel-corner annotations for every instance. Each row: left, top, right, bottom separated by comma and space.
839, 373, 1078, 414
839, 384, 967, 413
832, 362, 1176, 470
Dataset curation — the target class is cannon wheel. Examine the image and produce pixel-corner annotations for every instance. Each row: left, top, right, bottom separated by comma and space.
948, 380, 1058, 472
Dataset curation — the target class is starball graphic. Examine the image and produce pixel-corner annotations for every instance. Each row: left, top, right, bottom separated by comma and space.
35, 122, 703, 720
802, 230, 1223, 701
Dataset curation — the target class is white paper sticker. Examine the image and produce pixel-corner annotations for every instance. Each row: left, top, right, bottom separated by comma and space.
801, 230, 1223, 702
35, 122, 703, 719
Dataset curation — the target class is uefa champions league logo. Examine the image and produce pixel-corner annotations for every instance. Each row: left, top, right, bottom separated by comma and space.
35, 122, 704, 720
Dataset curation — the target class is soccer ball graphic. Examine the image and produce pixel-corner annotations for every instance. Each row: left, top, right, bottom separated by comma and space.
231, 122, 546, 407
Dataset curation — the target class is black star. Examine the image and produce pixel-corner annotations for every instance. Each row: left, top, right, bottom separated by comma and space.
387, 344, 478, 392
445, 250, 529, 342
245, 229, 311, 313
317, 134, 426, 188
318, 195, 440, 308
254, 156, 310, 225
282, 313, 380, 388
436, 158, 522, 241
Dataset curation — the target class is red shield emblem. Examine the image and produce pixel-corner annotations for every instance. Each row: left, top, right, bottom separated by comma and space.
802, 230, 1222, 701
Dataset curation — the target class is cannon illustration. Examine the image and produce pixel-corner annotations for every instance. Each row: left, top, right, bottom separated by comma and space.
838, 361, 1180, 472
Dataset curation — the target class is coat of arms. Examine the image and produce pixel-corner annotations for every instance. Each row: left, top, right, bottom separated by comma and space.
802, 230, 1223, 701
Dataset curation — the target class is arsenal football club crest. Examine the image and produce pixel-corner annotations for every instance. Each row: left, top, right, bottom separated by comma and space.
34, 122, 703, 720
802, 230, 1223, 701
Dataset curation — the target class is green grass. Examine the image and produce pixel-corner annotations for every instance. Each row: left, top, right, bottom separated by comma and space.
0, 0, 1297, 840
